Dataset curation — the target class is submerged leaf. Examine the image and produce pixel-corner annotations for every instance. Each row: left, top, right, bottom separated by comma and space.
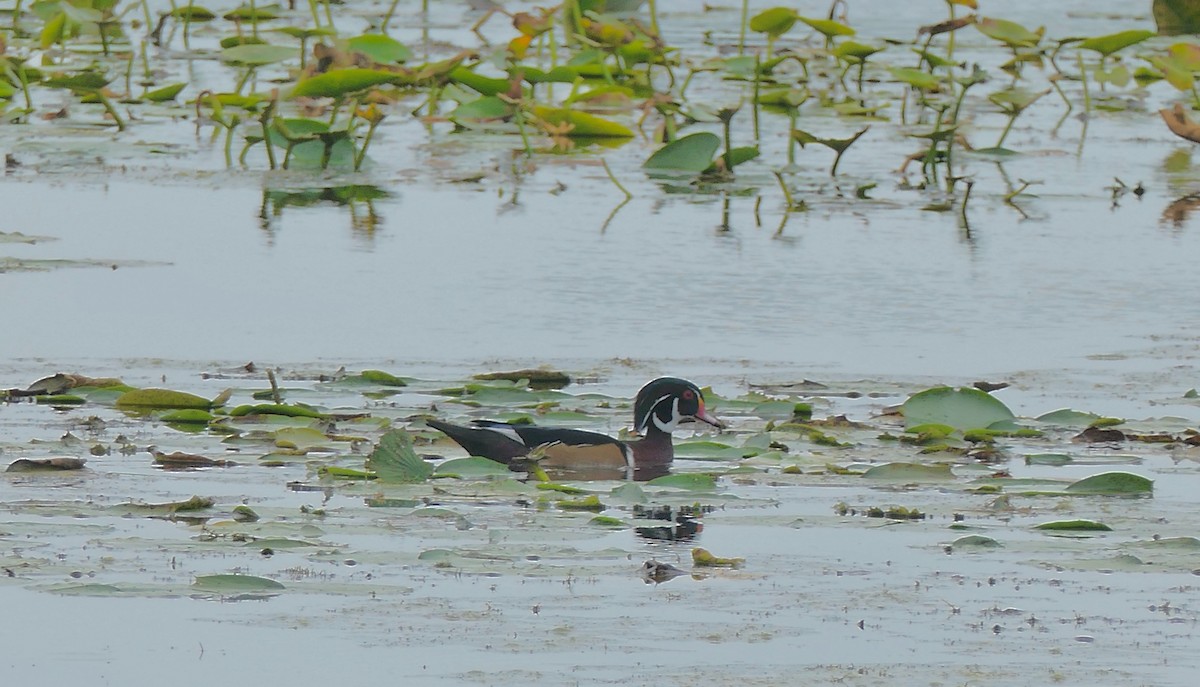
192, 574, 285, 592
861, 462, 955, 480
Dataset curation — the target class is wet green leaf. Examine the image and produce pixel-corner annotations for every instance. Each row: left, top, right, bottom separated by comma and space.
799, 16, 855, 39
1025, 453, 1073, 466
160, 409, 213, 424
44, 72, 110, 92
643, 132, 721, 174
171, 6, 216, 20
536, 482, 588, 494
228, 403, 324, 418
1078, 29, 1155, 57
835, 41, 882, 62
144, 82, 186, 102
890, 67, 942, 90
40, 11, 67, 49
1064, 471, 1153, 495
193, 574, 285, 592
223, 3, 283, 21
645, 473, 718, 490
951, 535, 1002, 548
273, 427, 332, 451
558, 495, 604, 511
1156, 0, 1200, 35
1035, 408, 1101, 427
1035, 519, 1112, 531
589, 515, 626, 527
367, 429, 432, 483
902, 387, 1014, 431
449, 96, 513, 122
347, 34, 412, 64
116, 388, 213, 410
435, 456, 511, 477
289, 68, 399, 99
749, 7, 799, 38
451, 66, 512, 95
975, 17, 1042, 48
531, 106, 633, 138
359, 369, 408, 387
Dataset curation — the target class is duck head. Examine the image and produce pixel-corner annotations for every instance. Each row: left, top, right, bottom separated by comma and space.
633, 377, 724, 435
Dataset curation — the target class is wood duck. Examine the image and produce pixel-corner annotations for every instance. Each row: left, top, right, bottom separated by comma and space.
426, 377, 723, 476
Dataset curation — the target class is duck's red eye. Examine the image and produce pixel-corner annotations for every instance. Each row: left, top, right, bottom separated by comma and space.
682, 389, 695, 400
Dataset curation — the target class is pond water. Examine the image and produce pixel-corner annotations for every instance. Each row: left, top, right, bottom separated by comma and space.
3, 0, 1200, 685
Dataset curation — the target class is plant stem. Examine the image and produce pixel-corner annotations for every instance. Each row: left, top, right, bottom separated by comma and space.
382, 0, 400, 33
995, 112, 1017, 149
601, 157, 632, 199
773, 171, 795, 209
752, 55, 761, 144
738, 0, 748, 55
959, 178, 974, 224
260, 99, 277, 169
96, 91, 126, 131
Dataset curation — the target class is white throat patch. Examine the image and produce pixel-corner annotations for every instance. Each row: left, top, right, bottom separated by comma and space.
650, 395, 681, 433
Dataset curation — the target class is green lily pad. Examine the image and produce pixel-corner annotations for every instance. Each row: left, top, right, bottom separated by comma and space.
861, 462, 955, 480
192, 574, 285, 592
228, 403, 324, 418
901, 386, 1014, 431
890, 67, 942, 90
645, 473, 718, 490
1035, 519, 1112, 531
160, 409, 214, 424
366, 429, 432, 483
951, 535, 1002, 548
1063, 471, 1153, 495
450, 96, 514, 122
347, 34, 412, 64
749, 7, 799, 38
435, 456, 511, 477
799, 16, 855, 39
1035, 408, 1102, 427
975, 17, 1042, 48
116, 388, 213, 410
1078, 29, 1156, 57
144, 82, 186, 102
643, 132, 721, 174
359, 369, 408, 387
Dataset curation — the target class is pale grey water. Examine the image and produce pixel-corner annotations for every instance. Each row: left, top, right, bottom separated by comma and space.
4, 1, 1200, 685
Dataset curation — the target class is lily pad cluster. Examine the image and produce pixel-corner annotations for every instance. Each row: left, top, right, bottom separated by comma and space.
0, 0, 1192, 219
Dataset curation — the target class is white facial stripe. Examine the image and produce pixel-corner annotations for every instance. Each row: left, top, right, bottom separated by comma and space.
639, 393, 674, 432
652, 396, 682, 433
